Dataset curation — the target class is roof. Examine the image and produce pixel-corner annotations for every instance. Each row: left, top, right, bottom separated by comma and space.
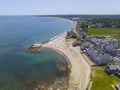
115, 83, 120, 90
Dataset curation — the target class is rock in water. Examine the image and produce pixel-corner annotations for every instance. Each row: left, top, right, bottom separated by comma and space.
27, 43, 42, 52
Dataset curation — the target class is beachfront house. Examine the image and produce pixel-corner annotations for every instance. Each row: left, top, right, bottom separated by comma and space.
95, 34, 103, 39
67, 31, 77, 38
78, 29, 84, 35
115, 83, 120, 90
117, 50, 120, 57
90, 23, 104, 28
85, 36, 101, 46
98, 39, 118, 54
80, 43, 89, 53
73, 39, 85, 47
112, 57, 120, 65
76, 23, 85, 35
85, 35, 92, 42
105, 56, 120, 78
105, 64, 120, 79
110, 49, 119, 56
86, 36, 118, 54
73, 41, 82, 47
86, 47, 111, 65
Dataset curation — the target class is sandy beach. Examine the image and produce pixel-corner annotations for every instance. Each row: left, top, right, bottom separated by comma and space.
43, 22, 91, 90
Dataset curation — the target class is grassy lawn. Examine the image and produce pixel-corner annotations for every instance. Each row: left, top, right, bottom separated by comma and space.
90, 66, 120, 90
84, 28, 120, 35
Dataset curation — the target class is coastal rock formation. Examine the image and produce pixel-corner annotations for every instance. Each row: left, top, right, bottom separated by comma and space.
27, 43, 42, 52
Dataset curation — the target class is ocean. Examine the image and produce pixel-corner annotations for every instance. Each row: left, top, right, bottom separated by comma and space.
0, 16, 72, 89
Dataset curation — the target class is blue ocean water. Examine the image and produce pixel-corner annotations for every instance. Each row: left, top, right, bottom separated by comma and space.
0, 16, 72, 89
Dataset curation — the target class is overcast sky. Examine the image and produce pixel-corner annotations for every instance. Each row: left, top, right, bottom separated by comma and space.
0, 0, 120, 15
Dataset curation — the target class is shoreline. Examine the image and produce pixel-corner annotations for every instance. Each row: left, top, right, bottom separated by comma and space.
42, 18, 73, 44
42, 22, 91, 90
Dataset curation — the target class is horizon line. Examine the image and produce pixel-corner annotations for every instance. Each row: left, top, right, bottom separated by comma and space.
0, 14, 120, 16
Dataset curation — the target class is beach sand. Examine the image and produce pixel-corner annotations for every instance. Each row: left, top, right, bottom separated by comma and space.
43, 31, 91, 90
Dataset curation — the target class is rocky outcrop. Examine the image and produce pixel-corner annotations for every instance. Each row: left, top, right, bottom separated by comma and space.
27, 44, 42, 52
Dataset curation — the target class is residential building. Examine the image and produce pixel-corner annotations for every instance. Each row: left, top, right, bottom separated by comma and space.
86, 47, 111, 65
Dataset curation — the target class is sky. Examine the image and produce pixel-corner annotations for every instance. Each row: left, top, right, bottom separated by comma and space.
0, 0, 120, 15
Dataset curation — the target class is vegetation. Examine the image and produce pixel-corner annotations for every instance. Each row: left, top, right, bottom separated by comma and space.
66, 36, 70, 39
84, 28, 120, 35
90, 66, 120, 90
87, 18, 120, 28
82, 34, 86, 39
